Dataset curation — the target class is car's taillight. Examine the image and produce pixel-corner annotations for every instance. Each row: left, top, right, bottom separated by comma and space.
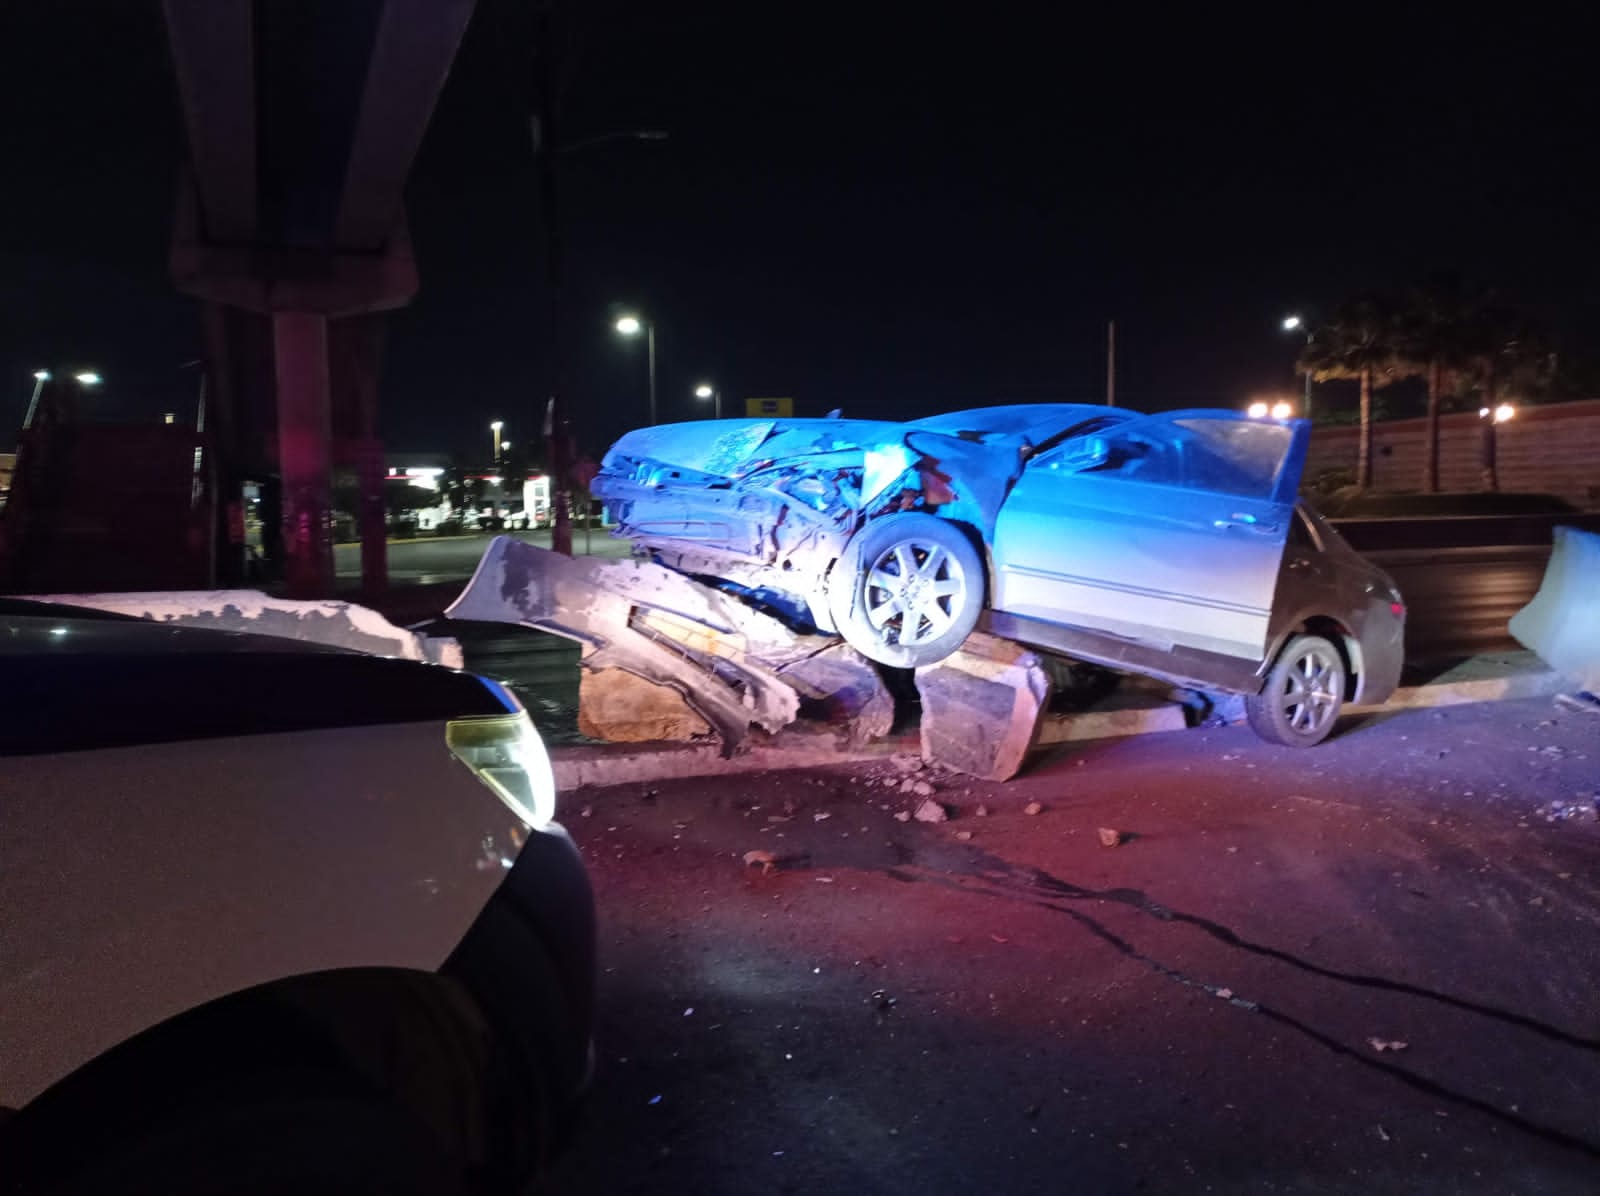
1390, 602, 1406, 620
447, 713, 557, 829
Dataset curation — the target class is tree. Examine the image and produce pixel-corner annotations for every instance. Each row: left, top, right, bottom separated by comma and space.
1390, 276, 1479, 493
1299, 297, 1399, 490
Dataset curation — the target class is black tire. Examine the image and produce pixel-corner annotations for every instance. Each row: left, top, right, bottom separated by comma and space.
827, 513, 984, 668
1245, 633, 1346, 747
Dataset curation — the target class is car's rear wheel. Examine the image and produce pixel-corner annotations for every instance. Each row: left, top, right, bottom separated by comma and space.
827, 513, 983, 668
1246, 633, 1346, 747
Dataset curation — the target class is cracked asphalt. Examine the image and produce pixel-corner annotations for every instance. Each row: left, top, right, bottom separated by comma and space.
545, 697, 1600, 1194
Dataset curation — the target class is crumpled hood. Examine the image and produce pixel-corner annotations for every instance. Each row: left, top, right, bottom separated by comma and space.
601, 417, 918, 479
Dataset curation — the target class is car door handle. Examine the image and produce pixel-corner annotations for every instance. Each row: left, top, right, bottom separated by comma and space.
1213, 515, 1280, 534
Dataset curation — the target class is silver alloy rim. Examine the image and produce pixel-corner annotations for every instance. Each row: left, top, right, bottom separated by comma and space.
862, 540, 967, 646
1277, 644, 1341, 735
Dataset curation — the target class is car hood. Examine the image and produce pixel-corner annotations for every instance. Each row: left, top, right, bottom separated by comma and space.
599, 417, 916, 479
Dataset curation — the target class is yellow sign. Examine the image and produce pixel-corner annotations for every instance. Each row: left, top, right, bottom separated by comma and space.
745, 397, 794, 418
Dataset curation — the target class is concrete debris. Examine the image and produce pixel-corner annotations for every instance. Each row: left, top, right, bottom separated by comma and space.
976, 804, 989, 817
1024, 801, 1043, 816
915, 632, 1053, 781
813, 811, 832, 822
911, 780, 936, 798
1367, 1038, 1409, 1053
893, 810, 912, 823
891, 754, 925, 773
742, 849, 778, 874
955, 830, 974, 841
1554, 691, 1600, 716
913, 799, 948, 823
1540, 798, 1598, 823
578, 666, 713, 742
1098, 827, 1124, 848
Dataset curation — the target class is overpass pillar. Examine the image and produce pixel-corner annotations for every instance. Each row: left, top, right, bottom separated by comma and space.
272, 312, 335, 598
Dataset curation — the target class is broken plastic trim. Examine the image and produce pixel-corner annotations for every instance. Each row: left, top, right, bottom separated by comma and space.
447, 712, 557, 830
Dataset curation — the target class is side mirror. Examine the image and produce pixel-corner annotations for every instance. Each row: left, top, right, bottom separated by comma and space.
1054, 435, 1111, 471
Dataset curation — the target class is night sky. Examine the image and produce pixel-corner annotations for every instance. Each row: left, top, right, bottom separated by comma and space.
1, 2, 1593, 463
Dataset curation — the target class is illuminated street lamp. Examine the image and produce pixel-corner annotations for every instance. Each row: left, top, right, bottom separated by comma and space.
490, 420, 504, 465
614, 314, 657, 425
694, 382, 721, 419
1281, 314, 1314, 420
1478, 403, 1515, 492
74, 371, 102, 386
1247, 400, 1270, 419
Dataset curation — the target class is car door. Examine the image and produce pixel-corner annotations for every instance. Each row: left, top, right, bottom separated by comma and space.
991, 411, 1310, 661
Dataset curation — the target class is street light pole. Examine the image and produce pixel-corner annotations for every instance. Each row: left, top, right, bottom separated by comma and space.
647, 322, 657, 426
491, 420, 504, 466
22, 370, 50, 429
615, 315, 657, 425
1282, 315, 1313, 422
694, 383, 721, 419
1479, 403, 1514, 492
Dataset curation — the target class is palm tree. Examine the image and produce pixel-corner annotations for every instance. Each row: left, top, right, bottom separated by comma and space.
1299, 297, 1399, 490
1391, 276, 1479, 493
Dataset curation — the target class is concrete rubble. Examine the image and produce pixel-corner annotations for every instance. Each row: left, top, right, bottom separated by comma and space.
914, 630, 1054, 781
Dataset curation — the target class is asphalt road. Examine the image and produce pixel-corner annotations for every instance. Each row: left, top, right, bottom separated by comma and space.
545, 696, 1600, 1194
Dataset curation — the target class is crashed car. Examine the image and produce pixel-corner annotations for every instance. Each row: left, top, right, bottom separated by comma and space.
593, 405, 1405, 746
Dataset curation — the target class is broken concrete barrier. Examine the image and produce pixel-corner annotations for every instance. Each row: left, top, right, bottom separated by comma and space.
914, 630, 1053, 781
1510, 525, 1600, 692
448, 537, 894, 752
577, 666, 712, 742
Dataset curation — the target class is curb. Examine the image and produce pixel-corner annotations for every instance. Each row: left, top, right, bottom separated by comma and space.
551, 652, 1571, 790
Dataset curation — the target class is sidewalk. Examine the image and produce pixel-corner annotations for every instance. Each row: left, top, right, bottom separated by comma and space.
549, 650, 1568, 791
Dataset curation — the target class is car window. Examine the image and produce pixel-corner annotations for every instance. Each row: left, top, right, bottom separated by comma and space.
1080, 432, 1183, 486
1171, 418, 1291, 499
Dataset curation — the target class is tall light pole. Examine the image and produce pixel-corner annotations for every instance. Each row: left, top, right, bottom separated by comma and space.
1282, 315, 1313, 420
694, 382, 721, 419
22, 369, 50, 429
490, 420, 504, 466
615, 315, 657, 425
1478, 403, 1515, 492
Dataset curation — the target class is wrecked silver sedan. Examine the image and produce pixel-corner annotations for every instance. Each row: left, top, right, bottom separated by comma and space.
593, 404, 1405, 745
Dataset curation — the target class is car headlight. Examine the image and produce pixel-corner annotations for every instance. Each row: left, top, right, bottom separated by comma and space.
447, 712, 557, 830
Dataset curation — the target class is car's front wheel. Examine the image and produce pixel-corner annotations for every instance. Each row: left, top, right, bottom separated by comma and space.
1245, 633, 1346, 747
827, 513, 984, 669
